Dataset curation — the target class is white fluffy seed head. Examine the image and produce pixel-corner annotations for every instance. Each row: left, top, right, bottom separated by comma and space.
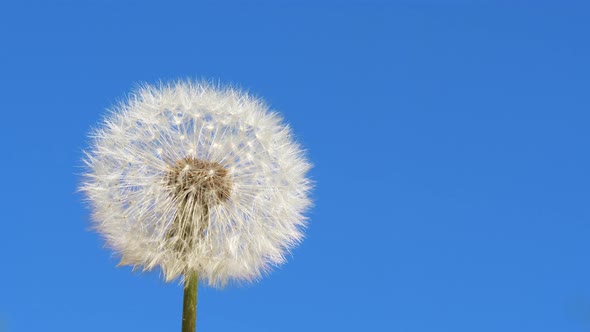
80, 80, 312, 287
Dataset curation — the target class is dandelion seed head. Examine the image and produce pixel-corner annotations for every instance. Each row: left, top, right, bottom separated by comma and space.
81, 80, 312, 287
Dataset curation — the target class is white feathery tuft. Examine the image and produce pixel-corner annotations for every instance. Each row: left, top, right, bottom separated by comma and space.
81, 80, 312, 287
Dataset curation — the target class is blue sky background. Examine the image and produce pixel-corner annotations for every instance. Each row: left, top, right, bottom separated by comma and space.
1, 1, 589, 331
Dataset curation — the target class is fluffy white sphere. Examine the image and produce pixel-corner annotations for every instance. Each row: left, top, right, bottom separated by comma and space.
81, 81, 312, 287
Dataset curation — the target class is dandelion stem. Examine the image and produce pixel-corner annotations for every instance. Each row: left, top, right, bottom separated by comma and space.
182, 271, 199, 332
181, 204, 208, 332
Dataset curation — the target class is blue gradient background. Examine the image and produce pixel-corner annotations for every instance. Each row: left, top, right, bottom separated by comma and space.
1, 1, 589, 331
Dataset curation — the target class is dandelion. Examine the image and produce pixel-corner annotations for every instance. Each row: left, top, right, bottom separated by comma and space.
80, 80, 312, 331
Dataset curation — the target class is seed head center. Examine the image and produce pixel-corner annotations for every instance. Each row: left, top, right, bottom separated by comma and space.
166, 157, 232, 205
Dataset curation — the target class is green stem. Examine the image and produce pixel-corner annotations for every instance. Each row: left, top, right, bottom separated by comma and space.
178, 201, 208, 332
182, 271, 199, 332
